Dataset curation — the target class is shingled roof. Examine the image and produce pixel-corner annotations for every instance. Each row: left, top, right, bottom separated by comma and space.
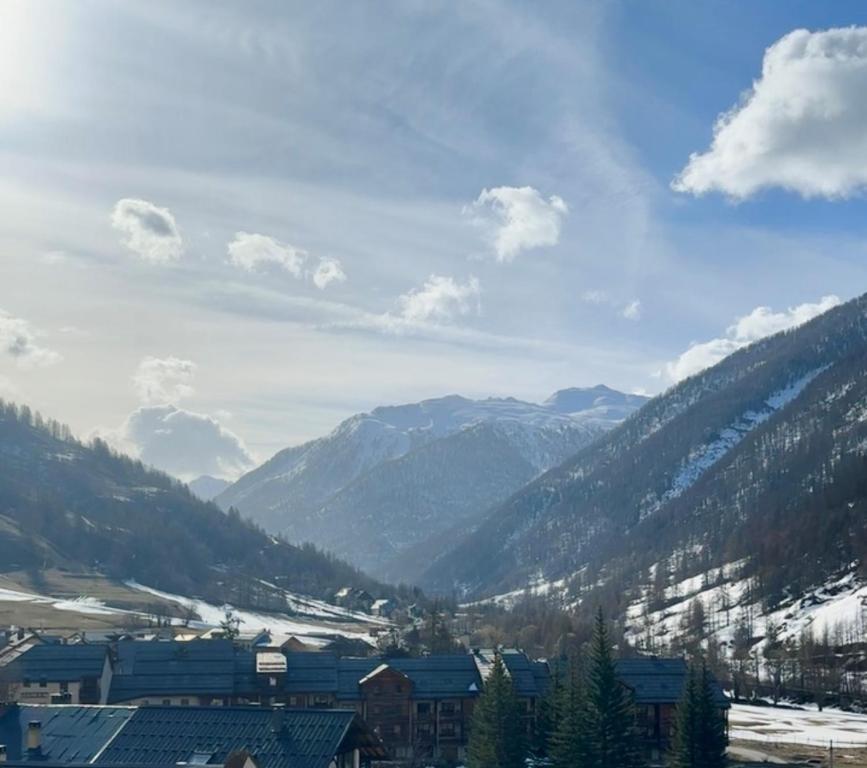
93, 706, 385, 768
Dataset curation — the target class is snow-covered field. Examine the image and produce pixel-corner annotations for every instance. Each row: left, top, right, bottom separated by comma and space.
0, 579, 388, 646
126, 581, 385, 646
731, 703, 867, 747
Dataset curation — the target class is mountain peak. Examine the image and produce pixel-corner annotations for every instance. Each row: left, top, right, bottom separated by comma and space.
544, 385, 648, 414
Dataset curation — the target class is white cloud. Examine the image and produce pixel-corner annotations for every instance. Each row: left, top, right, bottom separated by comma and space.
581, 289, 609, 305
111, 198, 183, 262
397, 275, 481, 323
580, 291, 642, 320
466, 186, 567, 262
132, 356, 197, 405
0, 310, 61, 367
666, 295, 841, 381
102, 404, 254, 481
312, 257, 347, 289
622, 300, 642, 321
227, 231, 307, 276
674, 27, 867, 199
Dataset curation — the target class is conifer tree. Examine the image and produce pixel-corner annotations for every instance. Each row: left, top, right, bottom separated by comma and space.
671, 663, 727, 768
550, 654, 591, 768
467, 654, 527, 768
584, 608, 644, 768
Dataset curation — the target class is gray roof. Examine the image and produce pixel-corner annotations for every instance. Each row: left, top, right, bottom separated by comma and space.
6, 644, 109, 682
0, 705, 135, 763
94, 707, 383, 768
108, 641, 242, 703
615, 658, 729, 708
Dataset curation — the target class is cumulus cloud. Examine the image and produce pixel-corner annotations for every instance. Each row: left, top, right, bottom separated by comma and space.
666, 295, 841, 381
132, 356, 197, 405
312, 257, 347, 289
111, 198, 183, 262
397, 275, 481, 323
622, 300, 642, 321
227, 232, 307, 276
466, 186, 567, 262
105, 404, 254, 481
674, 27, 867, 199
0, 310, 61, 367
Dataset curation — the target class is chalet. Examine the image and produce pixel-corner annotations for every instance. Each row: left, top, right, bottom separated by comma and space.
0, 644, 112, 705
0, 703, 385, 768
615, 657, 729, 762
333, 589, 375, 614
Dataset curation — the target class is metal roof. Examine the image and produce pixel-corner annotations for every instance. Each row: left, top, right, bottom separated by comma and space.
0, 705, 135, 763
615, 658, 729, 708
94, 706, 382, 768
108, 641, 243, 703
6, 644, 109, 682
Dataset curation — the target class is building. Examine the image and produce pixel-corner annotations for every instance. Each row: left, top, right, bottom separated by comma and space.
0, 703, 385, 768
4, 640, 550, 765
0, 644, 112, 705
615, 657, 729, 762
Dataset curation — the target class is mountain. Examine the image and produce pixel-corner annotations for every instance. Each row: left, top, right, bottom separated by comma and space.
189, 475, 231, 501
217, 386, 647, 581
422, 294, 867, 622
0, 401, 392, 606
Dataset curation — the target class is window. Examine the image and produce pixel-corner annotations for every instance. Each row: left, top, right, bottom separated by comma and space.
441, 722, 457, 738
269, 676, 277, 687
313, 695, 330, 707
23, 680, 31, 688
39, 679, 47, 688
440, 702, 456, 716
181, 698, 190, 706
416, 702, 431, 715
163, 699, 171, 706
59, 682, 68, 693
289, 696, 299, 707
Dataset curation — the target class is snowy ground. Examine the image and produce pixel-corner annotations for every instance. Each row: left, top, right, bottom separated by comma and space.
625, 559, 867, 653
730, 703, 867, 748
0, 578, 388, 646
126, 581, 385, 646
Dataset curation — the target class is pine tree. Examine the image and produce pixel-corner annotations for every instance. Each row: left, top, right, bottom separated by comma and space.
550, 655, 591, 768
671, 663, 727, 768
584, 608, 644, 768
467, 654, 527, 768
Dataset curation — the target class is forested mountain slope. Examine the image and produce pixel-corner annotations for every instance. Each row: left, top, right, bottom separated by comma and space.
0, 401, 389, 605
217, 386, 647, 581
423, 294, 867, 613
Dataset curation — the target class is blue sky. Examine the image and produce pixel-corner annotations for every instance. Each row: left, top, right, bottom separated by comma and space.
1, 1, 866, 479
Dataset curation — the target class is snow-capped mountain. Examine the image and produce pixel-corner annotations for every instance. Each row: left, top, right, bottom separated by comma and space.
188, 474, 231, 501
422, 293, 867, 630
216, 385, 647, 581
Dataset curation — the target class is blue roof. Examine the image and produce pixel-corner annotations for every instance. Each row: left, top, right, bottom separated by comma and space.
108, 641, 244, 703
499, 650, 543, 697
0, 705, 134, 763
386, 656, 483, 699
93, 706, 380, 768
7, 644, 108, 682
615, 658, 729, 708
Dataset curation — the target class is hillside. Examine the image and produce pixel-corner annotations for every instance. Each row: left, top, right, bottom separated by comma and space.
423, 294, 867, 624
217, 386, 646, 581
0, 401, 392, 607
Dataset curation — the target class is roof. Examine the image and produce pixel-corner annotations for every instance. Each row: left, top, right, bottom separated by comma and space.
5, 644, 109, 682
0, 704, 135, 763
108, 641, 244, 703
472, 649, 548, 698
93, 706, 385, 768
615, 658, 729, 708
283, 653, 338, 695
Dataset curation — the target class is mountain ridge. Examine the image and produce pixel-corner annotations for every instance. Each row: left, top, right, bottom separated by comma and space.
217, 386, 648, 581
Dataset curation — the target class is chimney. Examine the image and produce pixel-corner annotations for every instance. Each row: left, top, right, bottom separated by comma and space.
27, 721, 42, 755
0, 744, 7, 762
270, 704, 285, 735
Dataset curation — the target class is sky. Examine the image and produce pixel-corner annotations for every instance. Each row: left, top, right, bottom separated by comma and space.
3, 0, 867, 480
